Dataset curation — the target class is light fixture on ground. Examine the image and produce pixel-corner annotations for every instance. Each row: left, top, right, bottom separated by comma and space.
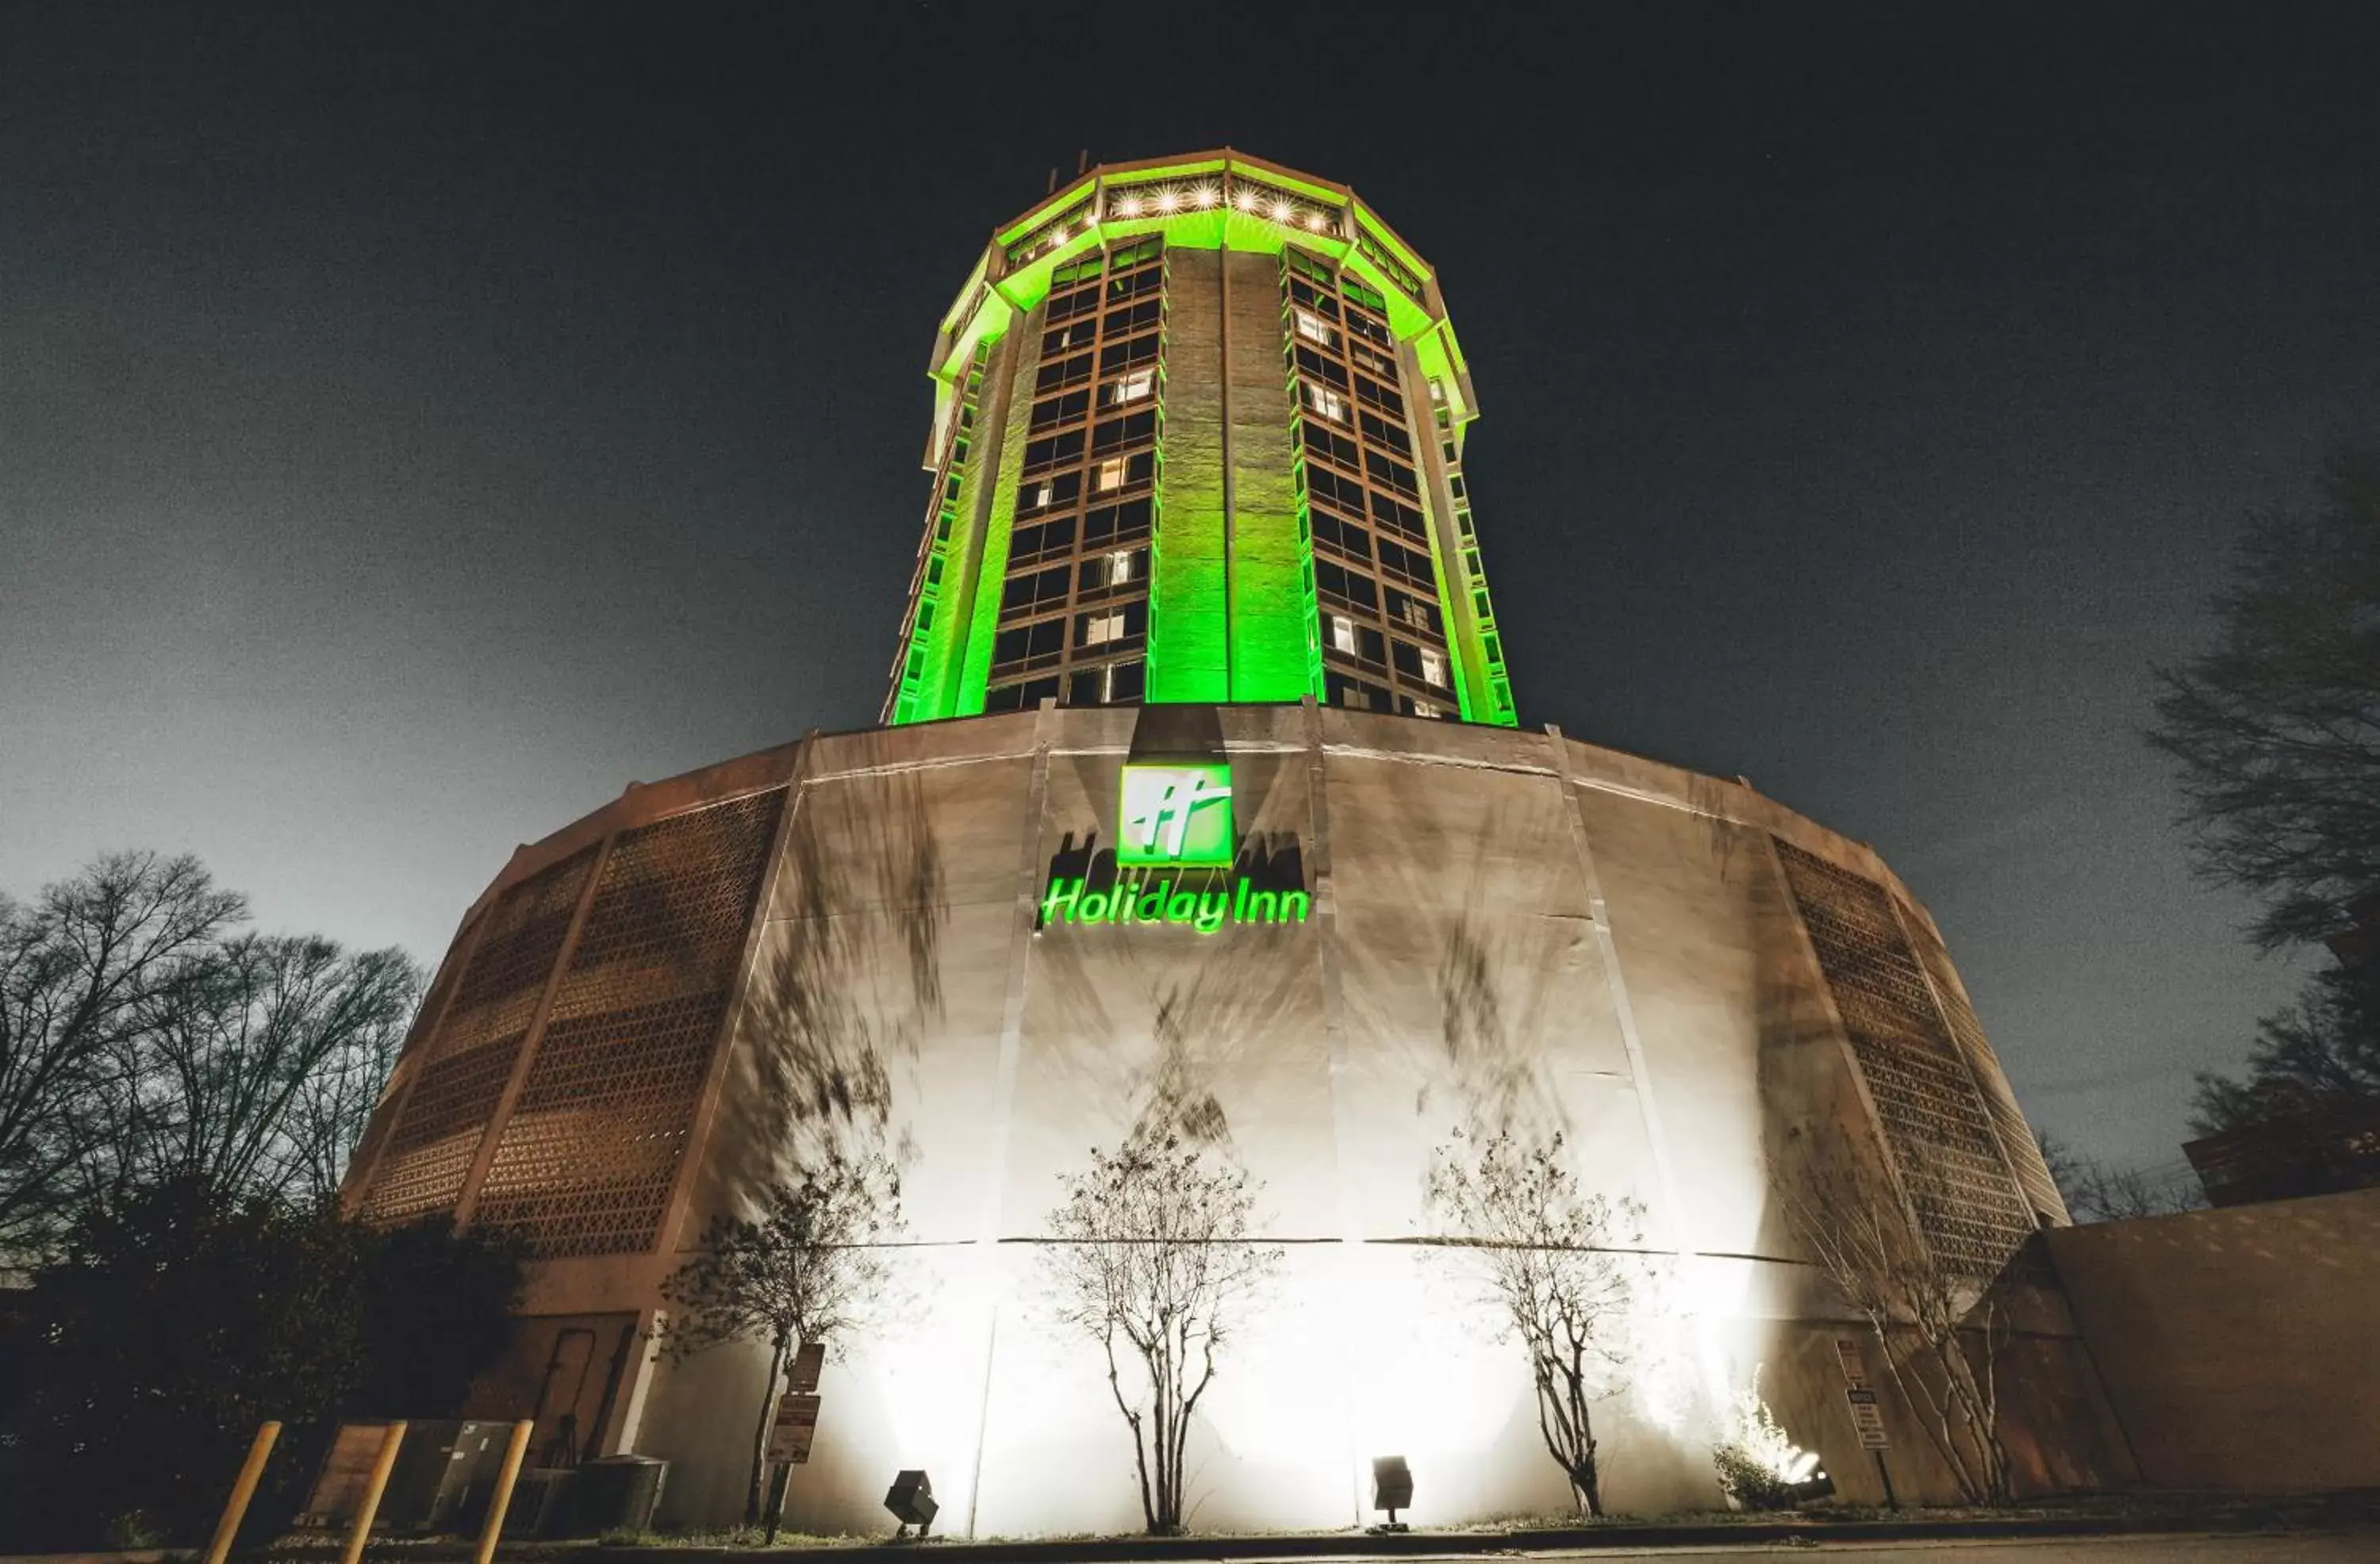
884, 1470, 936, 1539
1371, 1455, 1412, 1531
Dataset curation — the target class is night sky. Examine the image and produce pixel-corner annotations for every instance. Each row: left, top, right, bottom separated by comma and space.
6, 5, 2376, 1175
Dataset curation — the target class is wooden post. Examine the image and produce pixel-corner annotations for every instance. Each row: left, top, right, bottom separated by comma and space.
473, 1420, 536, 1564
202, 1421, 282, 1564
340, 1422, 407, 1564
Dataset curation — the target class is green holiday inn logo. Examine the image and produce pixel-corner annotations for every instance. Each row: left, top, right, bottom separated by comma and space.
1117, 762, 1234, 867
1037, 760, 1311, 933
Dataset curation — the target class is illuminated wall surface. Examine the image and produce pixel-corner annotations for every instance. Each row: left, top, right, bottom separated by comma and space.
345, 706, 2126, 1535
882, 152, 1520, 729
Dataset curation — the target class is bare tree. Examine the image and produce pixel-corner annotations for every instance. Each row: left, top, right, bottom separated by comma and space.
2149, 451, 2380, 952
2035, 1132, 2203, 1222
1426, 1129, 1648, 1516
660, 1148, 905, 1527
104, 933, 419, 1204
0, 853, 244, 1259
1043, 1132, 1281, 1535
1775, 1123, 2012, 1504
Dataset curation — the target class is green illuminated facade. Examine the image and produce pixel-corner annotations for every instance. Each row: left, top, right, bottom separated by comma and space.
883, 151, 1518, 726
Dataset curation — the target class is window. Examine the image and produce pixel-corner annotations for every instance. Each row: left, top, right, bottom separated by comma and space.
1030, 389, 1090, 432
1306, 382, 1348, 423
1330, 614, 1358, 655
1108, 368, 1154, 405
1311, 509, 1371, 563
1077, 600, 1146, 647
991, 617, 1067, 672
1295, 309, 1335, 347
1077, 546, 1147, 595
986, 673, 1062, 711
1010, 515, 1077, 565
1325, 670, 1391, 712
1022, 429, 1084, 475
1384, 585, 1440, 635
1094, 456, 1127, 492
1000, 565, 1071, 620
1403, 696, 1442, 719
1313, 558, 1379, 612
1100, 332, 1160, 371
1422, 648, 1446, 688
1084, 497, 1152, 546
1066, 657, 1146, 707
1092, 408, 1157, 454
1035, 351, 1093, 392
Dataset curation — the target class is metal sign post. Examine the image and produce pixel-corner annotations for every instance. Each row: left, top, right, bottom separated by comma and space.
1833, 1336, 1897, 1508
763, 1386, 823, 1543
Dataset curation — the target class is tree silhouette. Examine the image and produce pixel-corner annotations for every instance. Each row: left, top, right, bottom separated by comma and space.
1042, 1132, 1280, 1535
659, 1149, 904, 1527
1426, 1129, 1648, 1516
1775, 1123, 2012, 1504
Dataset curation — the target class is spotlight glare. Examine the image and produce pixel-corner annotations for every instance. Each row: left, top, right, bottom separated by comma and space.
1234, 186, 1259, 213
1271, 197, 1292, 221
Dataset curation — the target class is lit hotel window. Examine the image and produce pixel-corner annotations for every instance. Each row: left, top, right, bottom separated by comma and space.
1411, 698, 1440, 719
1094, 457, 1127, 492
1108, 548, 1134, 583
1109, 369, 1154, 405
1306, 382, 1348, 423
1330, 614, 1358, 655
1421, 648, 1446, 687
1081, 609, 1126, 646
1295, 309, 1335, 347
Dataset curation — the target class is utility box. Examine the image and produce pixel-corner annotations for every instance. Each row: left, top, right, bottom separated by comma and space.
504, 1467, 578, 1537
376, 1420, 516, 1533
553, 1454, 668, 1538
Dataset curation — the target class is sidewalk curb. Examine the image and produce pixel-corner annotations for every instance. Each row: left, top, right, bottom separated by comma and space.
242, 1500, 2380, 1564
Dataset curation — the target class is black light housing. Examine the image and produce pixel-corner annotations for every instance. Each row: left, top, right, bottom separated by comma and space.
884, 1470, 937, 1539
1372, 1455, 1413, 1531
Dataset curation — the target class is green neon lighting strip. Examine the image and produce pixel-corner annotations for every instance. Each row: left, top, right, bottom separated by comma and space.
889, 337, 1000, 723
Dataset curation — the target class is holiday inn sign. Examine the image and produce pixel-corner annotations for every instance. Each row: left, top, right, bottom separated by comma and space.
1038, 762, 1311, 933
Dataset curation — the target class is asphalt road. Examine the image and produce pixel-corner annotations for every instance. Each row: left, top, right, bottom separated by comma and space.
1499, 1537, 2372, 1563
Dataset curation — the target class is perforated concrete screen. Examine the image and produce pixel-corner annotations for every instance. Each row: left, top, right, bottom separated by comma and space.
1771, 839, 2039, 1275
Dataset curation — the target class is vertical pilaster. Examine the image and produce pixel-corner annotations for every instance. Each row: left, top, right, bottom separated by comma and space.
340, 904, 489, 1215
454, 836, 614, 1226
1303, 696, 1367, 1528
963, 697, 1058, 1538
651, 735, 819, 1260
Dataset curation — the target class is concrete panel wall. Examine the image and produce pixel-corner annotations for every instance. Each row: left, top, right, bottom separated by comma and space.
2048, 1187, 2380, 1493
382, 707, 2121, 1535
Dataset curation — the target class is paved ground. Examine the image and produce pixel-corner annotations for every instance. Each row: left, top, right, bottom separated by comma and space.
1497, 1539, 2371, 1563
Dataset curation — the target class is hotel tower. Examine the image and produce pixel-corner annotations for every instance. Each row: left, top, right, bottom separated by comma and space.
342, 153, 2122, 1536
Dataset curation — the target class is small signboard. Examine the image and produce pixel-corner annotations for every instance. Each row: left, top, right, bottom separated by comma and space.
767, 1393, 821, 1465
1845, 1386, 1890, 1450
1833, 1336, 1870, 1390
789, 1341, 826, 1394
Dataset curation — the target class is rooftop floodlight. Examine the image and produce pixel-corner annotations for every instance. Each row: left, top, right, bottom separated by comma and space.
884, 1470, 937, 1540
1371, 1455, 1413, 1532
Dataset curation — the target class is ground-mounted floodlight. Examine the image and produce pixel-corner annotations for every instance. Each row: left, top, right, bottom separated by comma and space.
1370, 1455, 1412, 1532
883, 1470, 936, 1540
